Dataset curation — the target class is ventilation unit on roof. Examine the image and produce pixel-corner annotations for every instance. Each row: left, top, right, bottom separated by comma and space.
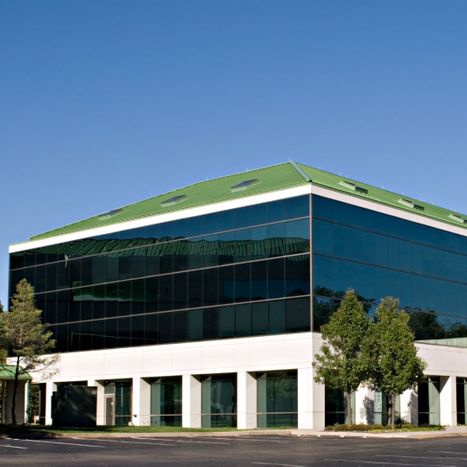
161, 194, 187, 206
97, 208, 123, 220
398, 198, 424, 211
449, 213, 467, 224
338, 180, 368, 194
231, 178, 259, 192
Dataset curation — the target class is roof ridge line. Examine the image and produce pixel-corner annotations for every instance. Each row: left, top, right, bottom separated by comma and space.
288, 160, 311, 182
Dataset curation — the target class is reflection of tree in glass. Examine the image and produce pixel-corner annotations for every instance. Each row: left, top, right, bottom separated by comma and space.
446, 322, 467, 338
401, 308, 467, 340
405, 308, 445, 340
313, 286, 375, 331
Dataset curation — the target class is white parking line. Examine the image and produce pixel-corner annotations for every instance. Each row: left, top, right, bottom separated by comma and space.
428, 450, 467, 455
377, 454, 467, 461
9, 438, 104, 448
234, 438, 289, 443
174, 439, 230, 445
325, 459, 455, 467
87, 438, 177, 447
0, 444, 29, 450
252, 462, 305, 467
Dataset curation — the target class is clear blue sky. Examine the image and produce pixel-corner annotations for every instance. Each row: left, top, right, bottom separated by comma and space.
1, 0, 466, 307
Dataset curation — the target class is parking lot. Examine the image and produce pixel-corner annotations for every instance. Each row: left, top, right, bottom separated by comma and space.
1, 434, 467, 466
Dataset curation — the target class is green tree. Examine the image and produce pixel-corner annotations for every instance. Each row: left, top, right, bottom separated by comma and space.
0, 279, 58, 425
0, 301, 6, 364
313, 289, 371, 424
368, 297, 426, 429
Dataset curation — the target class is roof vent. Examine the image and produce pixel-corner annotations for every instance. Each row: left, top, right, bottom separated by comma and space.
398, 198, 424, 212
449, 213, 467, 224
231, 178, 259, 192
98, 208, 123, 220
338, 180, 368, 194
161, 194, 187, 206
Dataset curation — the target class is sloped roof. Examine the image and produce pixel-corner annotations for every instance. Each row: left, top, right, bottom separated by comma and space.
31, 162, 305, 240
30, 161, 467, 241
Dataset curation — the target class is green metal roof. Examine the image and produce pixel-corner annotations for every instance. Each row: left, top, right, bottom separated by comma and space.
0, 365, 31, 381
29, 161, 467, 241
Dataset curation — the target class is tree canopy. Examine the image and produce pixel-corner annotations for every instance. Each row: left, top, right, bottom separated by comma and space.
0, 279, 58, 424
313, 289, 371, 424
368, 297, 426, 428
313, 292, 426, 428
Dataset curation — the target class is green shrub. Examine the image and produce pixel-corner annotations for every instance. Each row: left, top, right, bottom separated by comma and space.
325, 423, 444, 432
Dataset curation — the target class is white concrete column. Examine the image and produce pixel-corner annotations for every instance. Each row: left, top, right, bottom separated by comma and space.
298, 367, 324, 430
45, 381, 57, 426
355, 386, 374, 425
440, 375, 457, 427
182, 374, 201, 428
24, 381, 30, 424
132, 377, 151, 426
237, 371, 257, 429
400, 388, 417, 424
89, 380, 105, 426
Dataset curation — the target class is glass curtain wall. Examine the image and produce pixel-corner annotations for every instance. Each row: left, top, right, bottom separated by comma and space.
201, 374, 237, 428
373, 391, 400, 425
257, 370, 297, 427
9, 196, 311, 352
150, 377, 182, 426
104, 381, 132, 426
324, 388, 355, 426
456, 377, 467, 425
313, 196, 467, 338
418, 377, 440, 425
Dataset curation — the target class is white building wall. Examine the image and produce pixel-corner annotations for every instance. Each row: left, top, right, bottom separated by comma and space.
33, 332, 320, 427
28, 333, 467, 429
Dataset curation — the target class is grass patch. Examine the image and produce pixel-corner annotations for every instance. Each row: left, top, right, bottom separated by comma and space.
325, 423, 444, 432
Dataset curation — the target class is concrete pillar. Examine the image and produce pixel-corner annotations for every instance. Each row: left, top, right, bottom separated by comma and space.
440, 375, 457, 427
89, 380, 105, 426
298, 367, 324, 430
400, 388, 418, 424
45, 381, 57, 426
182, 374, 201, 428
355, 386, 374, 425
4, 380, 26, 424
24, 381, 30, 424
132, 377, 151, 426
237, 371, 257, 429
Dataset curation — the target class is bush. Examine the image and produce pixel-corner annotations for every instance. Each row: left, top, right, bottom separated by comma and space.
325, 423, 444, 432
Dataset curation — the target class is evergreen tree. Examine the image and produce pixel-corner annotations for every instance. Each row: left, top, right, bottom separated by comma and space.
0, 279, 58, 425
368, 297, 426, 429
313, 289, 371, 424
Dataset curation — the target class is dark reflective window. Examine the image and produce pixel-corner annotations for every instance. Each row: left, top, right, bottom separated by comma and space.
313, 195, 467, 338
12, 196, 311, 353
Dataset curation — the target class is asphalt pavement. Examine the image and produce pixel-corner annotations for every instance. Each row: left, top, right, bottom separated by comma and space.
2, 433, 467, 466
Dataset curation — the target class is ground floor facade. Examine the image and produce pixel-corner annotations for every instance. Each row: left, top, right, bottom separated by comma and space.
12, 332, 467, 429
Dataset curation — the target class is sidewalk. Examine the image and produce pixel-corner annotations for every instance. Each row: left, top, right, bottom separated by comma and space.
4, 426, 467, 440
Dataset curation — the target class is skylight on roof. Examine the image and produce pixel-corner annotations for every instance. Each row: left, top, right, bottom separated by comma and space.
231, 178, 259, 192
449, 213, 467, 224
98, 208, 123, 220
161, 194, 187, 206
338, 180, 368, 194
398, 199, 424, 211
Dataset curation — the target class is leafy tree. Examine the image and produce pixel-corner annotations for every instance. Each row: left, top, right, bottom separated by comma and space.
313, 289, 371, 424
0, 279, 58, 425
368, 297, 426, 429
0, 301, 6, 364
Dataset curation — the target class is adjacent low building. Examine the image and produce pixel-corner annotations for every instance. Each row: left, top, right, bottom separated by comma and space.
8, 161, 467, 428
